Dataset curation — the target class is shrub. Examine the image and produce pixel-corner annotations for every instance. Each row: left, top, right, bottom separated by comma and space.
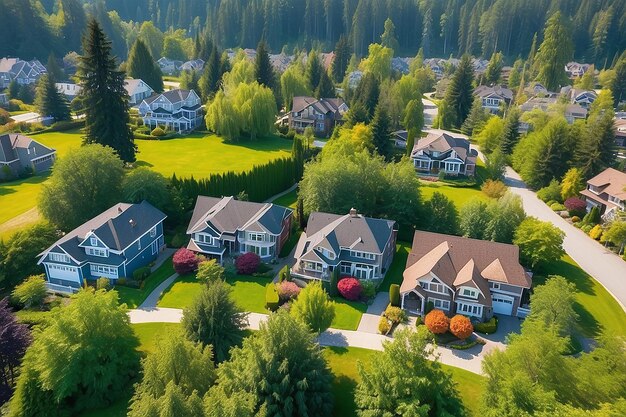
172, 248, 199, 275
550, 202, 566, 211
589, 224, 603, 240
265, 283, 280, 311
196, 259, 225, 283
564, 197, 586, 217
582, 206, 600, 225
571, 216, 581, 223
278, 265, 290, 282
424, 309, 449, 334
12, 275, 47, 309
235, 252, 261, 274
545, 200, 557, 207
378, 316, 391, 335
474, 317, 498, 334
424, 301, 435, 314
415, 316, 423, 327
481, 179, 507, 198
151, 126, 166, 136
96, 277, 110, 290
537, 179, 562, 203
449, 315, 474, 340
384, 305, 407, 324
337, 277, 362, 301
329, 268, 340, 297
0, 107, 9, 124
132, 266, 151, 281
169, 233, 187, 248
277, 281, 301, 301
361, 280, 376, 300
389, 284, 400, 307
581, 224, 593, 234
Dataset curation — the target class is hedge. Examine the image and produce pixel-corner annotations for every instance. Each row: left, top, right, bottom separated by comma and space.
389, 284, 400, 307
474, 317, 498, 334
378, 316, 391, 335
265, 283, 279, 311
278, 265, 290, 283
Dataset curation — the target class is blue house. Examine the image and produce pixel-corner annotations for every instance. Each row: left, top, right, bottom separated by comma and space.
37, 201, 167, 293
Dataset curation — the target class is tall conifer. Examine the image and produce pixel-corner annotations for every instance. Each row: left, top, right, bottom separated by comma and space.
127, 39, 164, 93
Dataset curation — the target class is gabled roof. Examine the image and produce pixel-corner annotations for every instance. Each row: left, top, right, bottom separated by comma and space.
410, 132, 476, 162
586, 168, 626, 201
187, 196, 292, 236
474, 85, 513, 101
143, 89, 195, 105
124, 79, 153, 95
401, 231, 531, 294
291, 96, 345, 114
0, 133, 55, 163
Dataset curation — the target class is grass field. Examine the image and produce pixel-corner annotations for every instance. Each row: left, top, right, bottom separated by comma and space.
116, 257, 175, 309
379, 241, 412, 292
420, 181, 490, 209
330, 298, 368, 330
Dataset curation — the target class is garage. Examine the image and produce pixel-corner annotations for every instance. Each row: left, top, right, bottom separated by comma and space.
47, 264, 80, 283
492, 294, 514, 315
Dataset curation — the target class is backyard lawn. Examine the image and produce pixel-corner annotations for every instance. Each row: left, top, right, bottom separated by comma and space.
420, 181, 490, 209
271, 188, 298, 208
379, 241, 412, 292
115, 257, 175, 309
0, 175, 48, 240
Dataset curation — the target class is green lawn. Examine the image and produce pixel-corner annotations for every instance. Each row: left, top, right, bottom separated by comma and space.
379, 241, 412, 292
331, 298, 367, 330
115, 257, 175, 309
323, 346, 484, 417
132, 322, 182, 354
420, 181, 490, 209
0, 175, 48, 226
271, 188, 298, 208
535, 255, 626, 338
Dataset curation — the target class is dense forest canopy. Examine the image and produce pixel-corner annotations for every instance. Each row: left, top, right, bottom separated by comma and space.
2, 0, 626, 66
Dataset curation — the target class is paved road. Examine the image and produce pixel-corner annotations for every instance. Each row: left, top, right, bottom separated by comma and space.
504, 167, 626, 310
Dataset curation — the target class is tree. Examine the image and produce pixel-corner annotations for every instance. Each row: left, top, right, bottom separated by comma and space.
0, 298, 31, 405
344, 102, 370, 127
38, 145, 124, 231
485, 193, 526, 244
508, 59, 524, 90
306, 51, 323, 91
424, 192, 460, 235
514, 217, 565, 268
483, 149, 507, 181
35, 74, 71, 122
46, 53, 64, 82
128, 330, 215, 417
527, 275, 578, 337
137, 21, 164, 59
213, 311, 334, 416
172, 248, 199, 275
352, 72, 380, 119
254, 40, 274, 89
403, 99, 424, 156
290, 281, 335, 333
370, 104, 392, 160
122, 168, 170, 211
459, 199, 491, 239
8, 80, 19, 100
162, 36, 187, 61
380, 18, 399, 53
8, 289, 140, 416
280, 65, 311, 106
476, 116, 505, 155
199, 45, 222, 100
127, 39, 164, 93
574, 66, 595, 90
535, 12, 573, 91
461, 97, 488, 136
443, 54, 474, 128
195, 260, 225, 284
182, 281, 247, 363
11, 275, 47, 309
80, 19, 135, 162
360, 43, 393, 81
560, 168, 584, 201
604, 221, 626, 254
575, 93, 616, 178
485, 51, 504, 84
449, 315, 474, 340
499, 108, 521, 155
612, 55, 626, 106
331, 35, 350, 82
315, 69, 334, 98
356, 327, 465, 415
180, 69, 200, 92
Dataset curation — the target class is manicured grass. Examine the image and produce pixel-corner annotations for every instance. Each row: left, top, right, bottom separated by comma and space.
115, 257, 175, 309
535, 255, 626, 338
271, 188, 298, 208
420, 181, 490, 209
0, 175, 48, 226
132, 322, 182, 354
32, 128, 84, 157
323, 346, 484, 417
379, 241, 412, 292
157, 273, 202, 309
330, 298, 367, 331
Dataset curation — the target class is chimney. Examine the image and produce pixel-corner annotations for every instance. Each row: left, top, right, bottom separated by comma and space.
129, 219, 136, 228
349, 208, 358, 217
118, 206, 123, 214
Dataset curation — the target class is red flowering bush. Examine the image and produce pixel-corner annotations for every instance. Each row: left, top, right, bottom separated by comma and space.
172, 248, 199, 275
449, 314, 474, 340
424, 309, 450, 334
337, 277, 362, 301
564, 197, 586, 217
235, 252, 261, 274
277, 281, 301, 301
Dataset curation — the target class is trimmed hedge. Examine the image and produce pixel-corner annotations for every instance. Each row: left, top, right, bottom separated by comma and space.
265, 283, 279, 311
474, 317, 498, 334
378, 316, 391, 335
389, 284, 400, 307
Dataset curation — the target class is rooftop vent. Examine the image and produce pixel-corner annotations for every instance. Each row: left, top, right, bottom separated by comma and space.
129, 219, 136, 228
349, 208, 358, 217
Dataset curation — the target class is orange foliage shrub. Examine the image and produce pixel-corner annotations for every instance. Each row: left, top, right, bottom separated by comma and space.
424, 309, 449, 334
449, 315, 474, 340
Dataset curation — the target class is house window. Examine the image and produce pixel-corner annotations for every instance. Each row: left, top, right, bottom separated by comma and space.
340, 262, 352, 274
49, 253, 70, 263
349, 251, 375, 260
420, 281, 446, 294
490, 282, 501, 290
90, 237, 97, 246
457, 303, 482, 317
248, 233, 264, 242
150, 227, 156, 238
428, 298, 450, 310
90, 264, 118, 277
304, 261, 322, 272
196, 234, 214, 245
86, 248, 107, 257
462, 288, 479, 299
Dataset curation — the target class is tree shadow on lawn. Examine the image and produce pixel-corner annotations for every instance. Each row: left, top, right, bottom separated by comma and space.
219, 134, 292, 152
534, 258, 595, 296
133, 160, 154, 168
0, 173, 49, 197
331, 374, 359, 417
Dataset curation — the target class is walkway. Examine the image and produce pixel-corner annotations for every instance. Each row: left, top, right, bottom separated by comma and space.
263, 183, 298, 203
504, 167, 626, 311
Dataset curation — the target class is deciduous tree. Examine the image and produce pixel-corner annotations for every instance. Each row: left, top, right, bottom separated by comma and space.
290, 281, 335, 333
0, 298, 31, 404
459, 199, 491, 240
122, 168, 170, 211
423, 192, 460, 235
527, 275, 577, 336
514, 217, 565, 268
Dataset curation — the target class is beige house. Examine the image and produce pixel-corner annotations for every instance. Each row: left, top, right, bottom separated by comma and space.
580, 168, 626, 219
410, 132, 477, 176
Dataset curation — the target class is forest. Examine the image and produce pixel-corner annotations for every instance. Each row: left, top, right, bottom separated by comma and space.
2, 0, 626, 66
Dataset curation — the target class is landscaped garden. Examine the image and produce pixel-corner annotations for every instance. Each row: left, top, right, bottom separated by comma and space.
115, 257, 175, 309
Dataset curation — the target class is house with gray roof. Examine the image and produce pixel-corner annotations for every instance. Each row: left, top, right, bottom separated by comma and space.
291, 209, 397, 281
400, 231, 532, 320
156, 57, 183, 75
473, 85, 513, 114
288, 96, 348, 136
186, 196, 293, 263
180, 59, 205, 72
138, 89, 202, 133
37, 201, 167, 293
0, 57, 46, 88
0, 134, 56, 179
410, 132, 477, 176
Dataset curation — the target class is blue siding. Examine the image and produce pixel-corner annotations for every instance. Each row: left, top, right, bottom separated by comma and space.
123, 222, 164, 278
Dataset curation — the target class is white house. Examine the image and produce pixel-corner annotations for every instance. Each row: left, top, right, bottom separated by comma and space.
56, 82, 82, 100
124, 79, 155, 105
138, 89, 202, 133
473, 85, 513, 114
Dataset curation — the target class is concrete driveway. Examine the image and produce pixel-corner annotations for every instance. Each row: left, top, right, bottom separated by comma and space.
504, 167, 626, 311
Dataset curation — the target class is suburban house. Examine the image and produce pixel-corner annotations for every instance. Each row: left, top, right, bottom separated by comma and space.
291, 209, 397, 281
186, 196, 293, 263
524, 82, 551, 97
180, 59, 205, 71
392, 130, 408, 148
519, 97, 588, 132
138, 89, 202, 133
560, 86, 597, 109
56, 82, 82, 100
410, 132, 477, 176
288, 96, 348, 136
615, 119, 626, 147
0, 133, 56, 179
580, 168, 626, 219
565, 62, 591, 78
400, 231, 532, 321
156, 57, 182, 75
473, 85, 513, 114
0, 57, 46, 88
37, 201, 167, 293
125, 79, 155, 105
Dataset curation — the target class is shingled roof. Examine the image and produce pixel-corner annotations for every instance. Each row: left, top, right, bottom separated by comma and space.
0, 133, 55, 163
410, 132, 476, 162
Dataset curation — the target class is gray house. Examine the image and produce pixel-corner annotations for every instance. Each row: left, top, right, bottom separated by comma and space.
186, 196, 293, 263
138, 89, 202, 133
291, 209, 397, 281
410, 132, 477, 176
0, 134, 56, 179
0, 58, 46, 88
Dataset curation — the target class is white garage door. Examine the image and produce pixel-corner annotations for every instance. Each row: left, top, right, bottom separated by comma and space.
492, 295, 514, 315
48, 264, 80, 282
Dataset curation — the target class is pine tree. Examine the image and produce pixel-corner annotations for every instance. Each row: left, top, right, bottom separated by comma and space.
575, 112, 617, 178
46, 53, 64, 82
371, 104, 392, 160
485, 51, 503, 84
254, 40, 274, 89
331, 35, 350, 82
127, 39, 164, 93
461, 96, 488, 136
352, 72, 380, 119
500, 108, 521, 155
199, 45, 220, 101
8, 80, 20, 100
535, 12, 573, 91
315, 70, 334, 98
80, 19, 136, 163
403, 98, 424, 156
35, 74, 71, 122
306, 51, 323, 91
611, 54, 626, 106
443, 54, 474, 128
380, 18, 399, 53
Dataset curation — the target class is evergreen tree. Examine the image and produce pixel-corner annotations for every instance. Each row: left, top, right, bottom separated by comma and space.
306, 51, 323, 91
370, 104, 392, 160
402, 98, 424, 156
199, 45, 220, 100
127, 39, 164, 93
575, 113, 617, 178
443, 54, 474, 128
35, 74, 71, 122
500, 108, 521, 155
46, 53, 64, 82
315, 69, 334, 98
17, 85, 34, 104
535, 12, 573, 91
611, 54, 626, 107
254, 40, 274, 89
8, 80, 19, 100
461, 96, 488, 136
424, 192, 460, 235
380, 18, 399, 53
352, 72, 380, 119
485, 51, 504, 84
344, 102, 369, 127
79, 19, 135, 163
331, 35, 350, 82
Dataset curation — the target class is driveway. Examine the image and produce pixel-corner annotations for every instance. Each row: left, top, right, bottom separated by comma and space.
504, 167, 626, 310
422, 97, 438, 127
